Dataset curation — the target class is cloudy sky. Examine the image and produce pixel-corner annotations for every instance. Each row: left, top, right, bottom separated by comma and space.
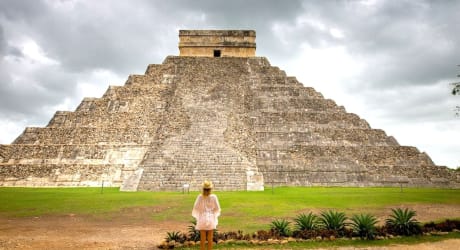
0, 0, 459, 168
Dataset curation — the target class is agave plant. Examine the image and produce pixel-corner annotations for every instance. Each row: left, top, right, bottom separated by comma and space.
188, 219, 200, 241
350, 213, 378, 240
165, 231, 185, 243
385, 208, 421, 236
319, 210, 348, 232
270, 218, 291, 237
294, 212, 319, 231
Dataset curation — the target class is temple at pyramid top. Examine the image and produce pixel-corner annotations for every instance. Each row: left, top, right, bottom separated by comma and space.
178, 30, 256, 57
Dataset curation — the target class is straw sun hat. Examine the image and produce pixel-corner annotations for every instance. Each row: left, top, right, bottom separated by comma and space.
202, 180, 213, 190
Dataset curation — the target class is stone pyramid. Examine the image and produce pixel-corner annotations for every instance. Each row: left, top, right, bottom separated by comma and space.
0, 30, 458, 191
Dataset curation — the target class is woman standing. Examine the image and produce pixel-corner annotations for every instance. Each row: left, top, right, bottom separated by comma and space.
192, 181, 221, 250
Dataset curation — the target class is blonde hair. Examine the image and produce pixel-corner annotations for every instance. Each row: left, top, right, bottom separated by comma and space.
202, 188, 211, 196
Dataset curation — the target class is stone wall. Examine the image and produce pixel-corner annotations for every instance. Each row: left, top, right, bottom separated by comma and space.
179, 30, 256, 57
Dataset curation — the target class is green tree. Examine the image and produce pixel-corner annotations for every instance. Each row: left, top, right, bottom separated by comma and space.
453, 83, 460, 95
452, 65, 460, 116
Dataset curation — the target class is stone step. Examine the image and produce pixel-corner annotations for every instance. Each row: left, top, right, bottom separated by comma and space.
0, 145, 9, 163
12, 127, 158, 145
259, 75, 289, 85
254, 85, 324, 99
75, 95, 169, 113
255, 111, 370, 128
255, 97, 343, 111
2, 144, 148, 161
286, 77, 304, 87
260, 164, 455, 188
255, 129, 395, 147
0, 163, 125, 187
139, 163, 249, 191
256, 145, 432, 166
102, 84, 172, 99
46, 108, 166, 128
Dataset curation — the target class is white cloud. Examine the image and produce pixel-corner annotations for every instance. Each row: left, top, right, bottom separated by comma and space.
285, 43, 364, 105
76, 69, 124, 100
329, 28, 344, 39
0, 119, 26, 144
21, 39, 59, 65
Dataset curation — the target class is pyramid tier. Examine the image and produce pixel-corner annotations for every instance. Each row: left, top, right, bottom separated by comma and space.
255, 128, 397, 148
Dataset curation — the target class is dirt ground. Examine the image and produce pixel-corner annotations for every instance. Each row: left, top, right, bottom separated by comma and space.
0, 204, 459, 250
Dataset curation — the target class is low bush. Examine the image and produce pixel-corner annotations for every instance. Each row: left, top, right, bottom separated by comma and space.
292, 229, 318, 239
423, 219, 460, 233
165, 231, 186, 243
385, 208, 421, 236
252, 229, 278, 241
294, 212, 320, 231
269, 218, 291, 237
350, 213, 379, 240
217, 230, 250, 241
187, 219, 200, 242
434, 219, 460, 232
319, 210, 348, 234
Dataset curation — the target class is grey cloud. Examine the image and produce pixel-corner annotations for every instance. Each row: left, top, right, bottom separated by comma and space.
0, 0, 46, 21
1, 1, 177, 75
343, 1, 460, 87
0, 25, 7, 57
0, 24, 22, 58
0, 63, 77, 118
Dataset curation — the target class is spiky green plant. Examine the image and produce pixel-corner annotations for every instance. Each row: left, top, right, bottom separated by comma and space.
385, 208, 421, 236
350, 213, 378, 240
294, 212, 319, 231
319, 210, 348, 232
166, 231, 184, 243
270, 218, 291, 237
188, 219, 200, 242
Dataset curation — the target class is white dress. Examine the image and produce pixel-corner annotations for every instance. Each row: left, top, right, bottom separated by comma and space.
192, 194, 221, 230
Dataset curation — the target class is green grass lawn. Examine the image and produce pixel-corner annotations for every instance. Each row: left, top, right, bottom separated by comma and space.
1, 186, 459, 233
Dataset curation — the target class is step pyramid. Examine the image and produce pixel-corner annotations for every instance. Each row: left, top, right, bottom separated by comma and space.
0, 31, 458, 191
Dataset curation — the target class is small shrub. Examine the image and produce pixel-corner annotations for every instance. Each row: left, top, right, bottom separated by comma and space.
294, 212, 320, 231
317, 229, 338, 239
270, 218, 291, 237
292, 229, 318, 239
213, 229, 219, 243
350, 213, 378, 240
423, 221, 437, 233
218, 230, 247, 240
319, 210, 348, 233
342, 227, 354, 238
434, 219, 460, 232
422, 219, 460, 233
187, 219, 200, 242
385, 208, 421, 236
375, 225, 389, 237
165, 231, 185, 243
252, 230, 272, 241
